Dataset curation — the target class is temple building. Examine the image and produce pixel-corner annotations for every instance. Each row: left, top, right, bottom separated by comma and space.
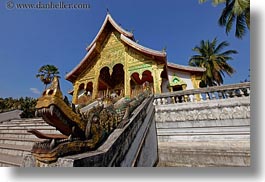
65, 14, 205, 105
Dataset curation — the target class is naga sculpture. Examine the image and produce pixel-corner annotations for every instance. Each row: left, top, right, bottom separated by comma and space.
29, 77, 149, 164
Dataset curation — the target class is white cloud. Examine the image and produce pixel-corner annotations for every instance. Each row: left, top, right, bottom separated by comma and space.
30, 88, 41, 95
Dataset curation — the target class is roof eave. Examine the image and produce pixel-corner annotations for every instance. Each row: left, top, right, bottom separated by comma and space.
120, 34, 167, 61
65, 43, 97, 82
167, 62, 206, 73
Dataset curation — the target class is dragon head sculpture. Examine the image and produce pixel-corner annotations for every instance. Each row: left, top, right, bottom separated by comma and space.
29, 77, 149, 164
34, 76, 86, 138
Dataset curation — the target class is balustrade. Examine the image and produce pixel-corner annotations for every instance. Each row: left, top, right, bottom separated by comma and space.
154, 82, 250, 105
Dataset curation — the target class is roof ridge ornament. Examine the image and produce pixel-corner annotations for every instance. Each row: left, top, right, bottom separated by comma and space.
162, 46, 167, 53
85, 13, 134, 51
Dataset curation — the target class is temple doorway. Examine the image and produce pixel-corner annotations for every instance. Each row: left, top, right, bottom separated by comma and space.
172, 85, 183, 91
130, 70, 154, 98
76, 82, 93, 106
98, 64, 124, 99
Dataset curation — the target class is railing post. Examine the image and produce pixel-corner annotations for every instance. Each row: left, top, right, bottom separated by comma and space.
246, 87, 250, 95
172, 96, 175, 104
211, 92, 216, 100
206, 93, 210, 100
238, 89, 244, 97
218, 91, 223, 99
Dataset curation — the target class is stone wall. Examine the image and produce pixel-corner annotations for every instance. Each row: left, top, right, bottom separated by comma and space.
0, 110, 23, 123
154, 83, 251, 167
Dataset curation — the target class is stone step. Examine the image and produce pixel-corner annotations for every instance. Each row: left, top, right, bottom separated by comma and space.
1, 118, 45, 124
158, 133, 250, 142
158, 141, 250, 167
157, 126, 250, 135
0, 153, 23, 167
0, 132, 38, 139
0, 143, 32, 156
4, 118, 43, 121
157, 124, 250, 142
0, 124, 55, 130
0, 131, 58, 139
0, 137, 43, 146
0, 118, 60, 167
156, 119, 250, 129
0, 128, 61, 134
158, 131, 250, 137
0, 122, 47, 127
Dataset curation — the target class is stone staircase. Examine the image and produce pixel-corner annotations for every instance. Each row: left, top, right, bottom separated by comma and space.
0, 118, 60, 167
154, 82, 251, 167
156, 119, 250, 167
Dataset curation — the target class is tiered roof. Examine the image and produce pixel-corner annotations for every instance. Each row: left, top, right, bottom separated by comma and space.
66, 14, 167, 82
167, 62, 205, 73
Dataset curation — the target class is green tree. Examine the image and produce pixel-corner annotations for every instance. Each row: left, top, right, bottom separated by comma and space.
199, 0, 250, 39
0, 97, 37, 118
36, 65, 60, 89
20, 97, 37, 118
189, 38, 237, 86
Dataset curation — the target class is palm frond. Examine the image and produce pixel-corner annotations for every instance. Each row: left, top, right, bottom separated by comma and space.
225, 13, 235, 35
218, 1, 234, 26
233, 0, 249, 15
198, 0, 226, 6
219, 49, 238, 56
235, 14, 247, 38
214, 40, 229, 53
245, 7, 250, 29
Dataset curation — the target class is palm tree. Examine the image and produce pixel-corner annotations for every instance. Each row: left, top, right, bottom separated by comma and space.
36, 65, 60, 89
189, 38, 237, 86
199, 0, 250, 39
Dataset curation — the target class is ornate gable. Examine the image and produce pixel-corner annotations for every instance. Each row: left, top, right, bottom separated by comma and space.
65, 14, 166, 83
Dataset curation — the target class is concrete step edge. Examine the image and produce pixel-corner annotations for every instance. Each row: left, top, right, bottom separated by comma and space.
0, 153, 23, 167
0, 143, 32, 152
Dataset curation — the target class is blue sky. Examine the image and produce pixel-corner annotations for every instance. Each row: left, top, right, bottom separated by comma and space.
0, 0, 250, 99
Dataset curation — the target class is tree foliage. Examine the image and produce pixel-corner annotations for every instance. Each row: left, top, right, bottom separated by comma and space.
0, 97, 37, 118
199, 0, 250, 39
36, 65, 60, 89
189, 37, 237, 86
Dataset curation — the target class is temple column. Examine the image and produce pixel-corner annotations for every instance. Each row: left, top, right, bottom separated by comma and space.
191, 74, 201, 101
84, 82, 87, 91
92, 80, 98, 100
124, 49, 131, 98
153, 65, 163, 94
72, 82, 79, 105
92, 73, 99, 99
124, 71, 130, 98
182, 84, 187, 90
125, 70, 131, 98
109, 66, 113, 76
191, 74, 198, 89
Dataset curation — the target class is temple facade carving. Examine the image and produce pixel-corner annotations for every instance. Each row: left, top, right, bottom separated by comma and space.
65, 14, 205, 105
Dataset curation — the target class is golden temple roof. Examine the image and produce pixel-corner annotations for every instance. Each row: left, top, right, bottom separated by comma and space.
65, 14, 167, 83
86, 14, 134, 51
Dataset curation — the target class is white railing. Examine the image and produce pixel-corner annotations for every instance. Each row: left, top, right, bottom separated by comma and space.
154, 82, 250, 105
